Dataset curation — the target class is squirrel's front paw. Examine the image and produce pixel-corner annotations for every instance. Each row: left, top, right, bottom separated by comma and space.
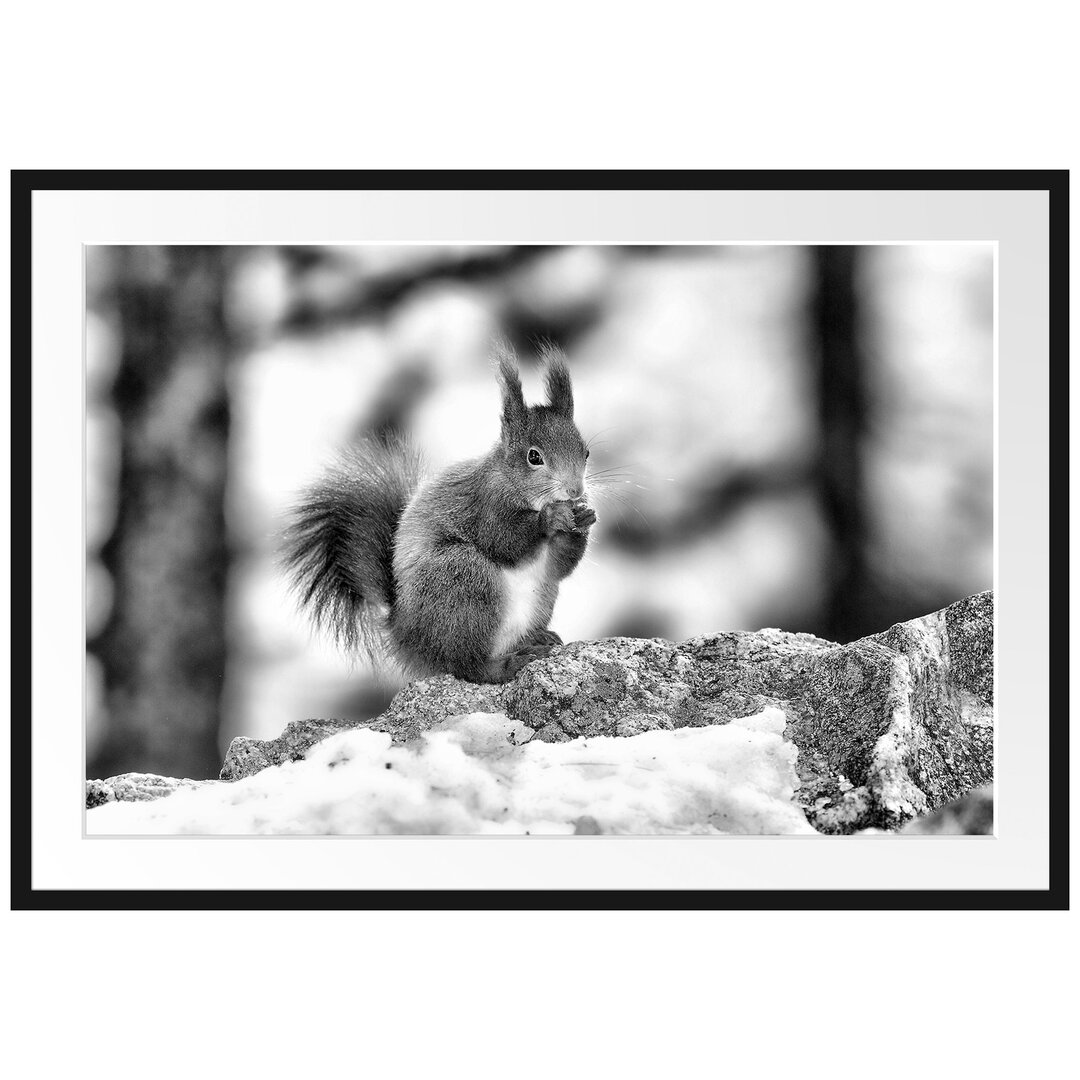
571, 502, 596, 532
541, 500, 577, 535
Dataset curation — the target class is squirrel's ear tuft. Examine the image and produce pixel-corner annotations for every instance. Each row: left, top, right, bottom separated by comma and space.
541, 345, 574, 417
494, 342, 527, 442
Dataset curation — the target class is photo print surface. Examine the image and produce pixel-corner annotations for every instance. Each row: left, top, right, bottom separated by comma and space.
84, 243, 994, 836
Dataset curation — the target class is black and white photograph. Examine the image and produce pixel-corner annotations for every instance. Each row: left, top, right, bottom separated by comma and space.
82, 240, 995, 838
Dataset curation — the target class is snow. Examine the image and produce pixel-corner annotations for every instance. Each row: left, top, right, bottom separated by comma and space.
86, 708, 817, 836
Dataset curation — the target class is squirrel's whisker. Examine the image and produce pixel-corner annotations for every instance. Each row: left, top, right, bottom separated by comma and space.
591, 486, 652, 529
585, 427, 617, 451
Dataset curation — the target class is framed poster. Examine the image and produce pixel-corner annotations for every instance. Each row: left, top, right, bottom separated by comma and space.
9, 170, 1067, 909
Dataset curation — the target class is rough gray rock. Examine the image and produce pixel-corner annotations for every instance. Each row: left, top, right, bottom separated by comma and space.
216, 680, 504, 782
500, 591, 994, 832
217, 716, 366, 782
370, 678, 505, 743
85, 773, 217, 809
901, 784, 994, 835
93, 592, 993, 833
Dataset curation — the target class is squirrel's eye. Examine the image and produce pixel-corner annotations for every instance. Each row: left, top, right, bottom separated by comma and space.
527, 448, 544, 467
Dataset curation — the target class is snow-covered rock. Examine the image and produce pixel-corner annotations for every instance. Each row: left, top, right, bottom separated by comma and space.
87, 710, 815, 835
86, 592, 993, 835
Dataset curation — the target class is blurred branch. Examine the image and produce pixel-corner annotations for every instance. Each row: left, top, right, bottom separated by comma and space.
281, 245, 565, 333
604, 463, 813, 553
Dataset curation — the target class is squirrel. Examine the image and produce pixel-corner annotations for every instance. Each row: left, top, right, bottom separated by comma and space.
283, 344, 596, 684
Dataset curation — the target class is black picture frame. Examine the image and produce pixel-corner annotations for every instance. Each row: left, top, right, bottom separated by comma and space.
9, 169, 1068, 911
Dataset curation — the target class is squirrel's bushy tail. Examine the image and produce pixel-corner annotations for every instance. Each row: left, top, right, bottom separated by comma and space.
282, 438, 422, 657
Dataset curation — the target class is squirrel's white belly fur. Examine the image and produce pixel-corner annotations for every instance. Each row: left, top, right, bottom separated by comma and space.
493, 545, 549, 656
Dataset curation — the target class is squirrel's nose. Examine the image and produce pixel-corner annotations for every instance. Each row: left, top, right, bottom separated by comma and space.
566, 482, 584, 500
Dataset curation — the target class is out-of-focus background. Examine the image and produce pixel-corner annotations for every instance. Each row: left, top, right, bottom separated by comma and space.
85, 244, 994, 780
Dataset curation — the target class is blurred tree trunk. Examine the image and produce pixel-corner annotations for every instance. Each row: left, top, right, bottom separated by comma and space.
812, 246, 872, 643
90, 247, 233, 780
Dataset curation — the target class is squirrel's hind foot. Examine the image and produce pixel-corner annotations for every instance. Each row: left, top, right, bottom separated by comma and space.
475, 637, 558, 683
